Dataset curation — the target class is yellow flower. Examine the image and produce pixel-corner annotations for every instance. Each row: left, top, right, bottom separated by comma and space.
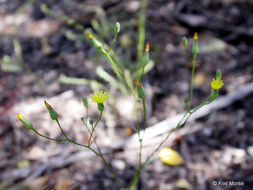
87, 33, 93, 40
194, 32, 198, 40
211, 78, 224, 90
44, 101, 51, 110
145, 43, 150, 52
90, 90, 109, 104
17, 113, 23, 121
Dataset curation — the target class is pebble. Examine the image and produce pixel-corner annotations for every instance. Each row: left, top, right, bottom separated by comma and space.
112, 159, 126, 171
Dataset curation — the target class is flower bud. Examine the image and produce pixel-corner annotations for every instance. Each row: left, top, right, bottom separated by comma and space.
44, 101, 58, 120
115, 22, 120, 33
216, 69, 222, 80
192, 32, 199, 54
182, 37, 188, 47
142, 52, 149, 65
83, 97, 88, 109
17, 113, 33, 130
89, 119, 94, 125
87, 33, 102, 49
137, 86, 146, 99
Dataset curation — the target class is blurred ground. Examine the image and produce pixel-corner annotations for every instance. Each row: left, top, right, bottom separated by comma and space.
0, 0, 253, 190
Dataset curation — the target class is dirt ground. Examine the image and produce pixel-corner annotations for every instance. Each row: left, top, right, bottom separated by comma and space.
1, 0, 253, 190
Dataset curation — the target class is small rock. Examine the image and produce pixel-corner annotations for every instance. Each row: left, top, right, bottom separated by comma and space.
112, 159, 126, 171
174, 178, 192, 190
247, 146, 253, 156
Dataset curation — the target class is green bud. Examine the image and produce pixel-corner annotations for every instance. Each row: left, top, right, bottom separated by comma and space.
49, 109, 58, 120
87, 33, 103, 49
17, 113, 33, 130
216, 69, 222, 80
89, 119, 94, 125
92, 38, 102, 49
192, 41, 199, 54
192, 32, 199, 54
44, 101, 58, 120
97, 103, 104, 112
182, 37, 188, 47
83, 97, 88, 109
115, 22, 120, 33
137, 86, 146, 99
142, 52, 149, 65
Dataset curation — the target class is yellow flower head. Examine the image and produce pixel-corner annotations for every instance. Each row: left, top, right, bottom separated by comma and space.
134, 80, 140, 87
145, 43, 150, 52
211, 78, 224, 90
87, 33, 93, 40
17, 113, 23, 121
90, 90, 109, 104
194, 32, 198, 40
44, 101, 51, 110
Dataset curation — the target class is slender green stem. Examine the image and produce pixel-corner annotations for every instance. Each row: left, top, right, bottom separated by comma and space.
138, 65, 145, 82
189, 54, 197, 108
101, 48, 123, 80
143, 96, 216, 166
108, 31, 118, 54
142, 98, 148, 132
56, 119, 70, 141
137, 0, 148, 63
32, 128, 67, 142
88, 111, 103, 145
93, 136, 125, 189
101, 48, 132, 92
82, 117, 91, 134
132, 90, 140, 135
183, 46, 191, 61
128, 167, 141, 190
143, 111, 189, 167
129, 98, 147, 190
41, 4, 86, 32
55, 119, 99, 156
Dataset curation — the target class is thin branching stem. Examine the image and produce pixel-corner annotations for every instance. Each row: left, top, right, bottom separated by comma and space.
88, 111, 103, 145
32, 128, 67, 142
189, 54, 197, 108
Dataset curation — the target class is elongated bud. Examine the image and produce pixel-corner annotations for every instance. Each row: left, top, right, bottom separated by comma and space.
115, 22, 120, 33
216, 69, 222, 80
44, 101, 58, 120
192, 32, 199, 54
87, 32, 102, 49
142, 44, 149, 65
182, 37, 188, 47
137, 86, 146, 99
83, 97, 88, 109
17, 113, 33, 130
